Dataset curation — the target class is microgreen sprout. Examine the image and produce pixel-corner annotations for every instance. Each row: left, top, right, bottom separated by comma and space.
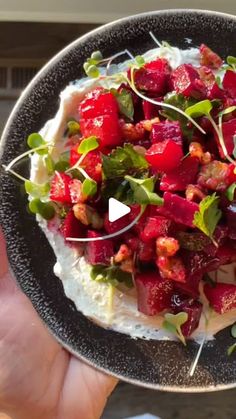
162, 312, 188, 345
226, 56, 236, 71
67, 120, 80, 136
228, 324, 236, 356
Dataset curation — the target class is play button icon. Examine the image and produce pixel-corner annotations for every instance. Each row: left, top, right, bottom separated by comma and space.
108, 198, 131, 222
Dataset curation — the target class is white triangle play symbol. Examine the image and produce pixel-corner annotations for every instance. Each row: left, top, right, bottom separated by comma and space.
108, 198, 131, 222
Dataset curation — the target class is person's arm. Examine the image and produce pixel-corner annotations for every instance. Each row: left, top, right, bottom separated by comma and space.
0, 228, 117, 419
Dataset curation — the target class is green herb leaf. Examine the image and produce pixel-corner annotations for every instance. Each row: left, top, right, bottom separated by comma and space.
162, 312, 188, 345
78, 136, 99, 155
125, 175, 164, 206
111, 88, 134, 120
231, 324, 236, 338
82, 178, 97, 197
193, 193, 222, 239
86, 65, 100, 78
102, 143, 148, 180
29, 198, 55, 220
91, 264, 133, 288
218, 106, 236, 118
185, 100, 213, 118
27, 133, 47, 155
226, 56, 236, 70
44, 155, 55, 175
135, 55, 145, 67
54, 160, 70, 172
67, 120, 80, 136
226, 182, 236, 201
228, 343, 236, 356
25, 180, 50, 199
91, 50, 103, 61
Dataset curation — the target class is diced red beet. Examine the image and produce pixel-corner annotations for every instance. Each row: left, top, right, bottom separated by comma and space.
128, 204, 148, 234
78, 89, 118, 119
204, 283, 236, 314
69, 179, 84, 204
50, 172, 72, 204
70, 146, 102, 182
151, 120, 183, 146
80, 114, 122, 148
135, 272, 174, 315
199, 44, 223, 69
216, 242, 236, 265
207, 82, 225, 100
223, 70, 236, 99
132, 58, 171, 95
175, 273, 202, 298
214, 118, 236, 158
85, 230, 114, 265
226, 203, 236, 239
198, 160, 235, 192
138, 241, 156, 262
170, 64, 206, 99
104, 212, 130, 234
142, 99, 159, 119
171, 294, 203, 336
145, 140, 183, 172
140, 216, 172, 242
160, 156, 199, 191
60, 209, 85, 239
161, 192, 199, 227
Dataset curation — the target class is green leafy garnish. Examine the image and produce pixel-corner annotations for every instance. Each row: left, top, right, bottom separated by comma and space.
54, 160, 70, 172
162, 312, 188, 345
135, 55, 145, 67
102, 144, 148, 180
91, 264, 133, 288
67, 120, 80, 136
226, 182, 236, 201
218, 106, 236, 118
111, 88, 134, 120
193, 193, 222, 240
226, 56, 236, 71
24, 180, 50, 199
83, 50, 103, 78
27, 133, 47, 155
231, 324, 236, 338
44, 155, 55, 175
82, 178, 97, 197
29, 198, 55, 220
78, 136, 99, 155
125, 175, 164, 206
185, 99, 213, 118
228, 343, 236, 356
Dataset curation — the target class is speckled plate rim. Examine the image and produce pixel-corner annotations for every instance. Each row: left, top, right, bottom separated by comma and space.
1, 9, 236, 392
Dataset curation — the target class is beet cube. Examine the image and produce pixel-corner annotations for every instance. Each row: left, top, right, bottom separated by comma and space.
160, 156, 199, 191
162, 192, 199, 227
171, 295, 203, 337
80, 114, 122, 148
170, 64, 206, 99
86, 230, 114, 265
204, 283, 236, 314
79, 88, 118, 119
142, 99, 159, 120
175, 273, 202, 298
223, 70, 236, 99
199, 44, 223, 69
151, 120, 183, 146
214, 118, 236, 158
140, 216, 172, 242
60, 210, 85, 240
145, 140, 183, 172
135, 272, 174, 315
133, 58, 170, 95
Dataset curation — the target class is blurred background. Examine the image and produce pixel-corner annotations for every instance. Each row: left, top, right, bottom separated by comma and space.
0, 1, 236, 418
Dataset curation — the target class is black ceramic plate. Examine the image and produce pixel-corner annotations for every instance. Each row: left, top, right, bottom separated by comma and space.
0, 9, 236, 392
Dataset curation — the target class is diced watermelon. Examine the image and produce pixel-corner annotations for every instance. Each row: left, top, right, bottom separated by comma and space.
161, 192, 199, 227
80, 114, 122, 148
140, 216, 172, 242
160, 156, 199, 191
50, 172, 72, 204
78, 88, 118, 119
204, 283, 236, 314
151, 120, 183, 146
145, 140, 183, 172
199, 44, 223, 69
60, 209, 85, 239
214, 118, 236, 158
170, 64, 206, 99
171, 294, 203, 336
223, 70, 236, 99
85, 230, 114, 265
135, 272, 174, 315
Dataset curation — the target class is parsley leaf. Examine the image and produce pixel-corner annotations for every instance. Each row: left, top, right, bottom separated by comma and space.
162, 312, 188, 345
125, 175, 164, 206
193, 193, 222, 240
91, 264, 133, 288
111, 88, 134, 120
102, 144, 149, 180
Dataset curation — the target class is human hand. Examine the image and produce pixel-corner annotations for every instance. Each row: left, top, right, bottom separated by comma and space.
0, 228, 118, 419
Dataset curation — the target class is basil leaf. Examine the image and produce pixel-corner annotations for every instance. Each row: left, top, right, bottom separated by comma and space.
226, 182, 236, 201
111, 88, 134, 120
125, 175, 164, 206
82, 178, 97, 197
193, 193, 222, 239
162, 312, 188, 345
185, 100, 213, 118
102, 144, 149, 180
78, 136, 99, 154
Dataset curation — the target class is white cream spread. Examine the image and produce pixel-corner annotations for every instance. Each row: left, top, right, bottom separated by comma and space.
30, 46, 236, 342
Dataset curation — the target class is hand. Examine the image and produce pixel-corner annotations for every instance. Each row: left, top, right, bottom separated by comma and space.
0, 228, 118, 419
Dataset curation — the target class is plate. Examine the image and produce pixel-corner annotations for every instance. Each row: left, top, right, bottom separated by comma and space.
0, 9, 236, 392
